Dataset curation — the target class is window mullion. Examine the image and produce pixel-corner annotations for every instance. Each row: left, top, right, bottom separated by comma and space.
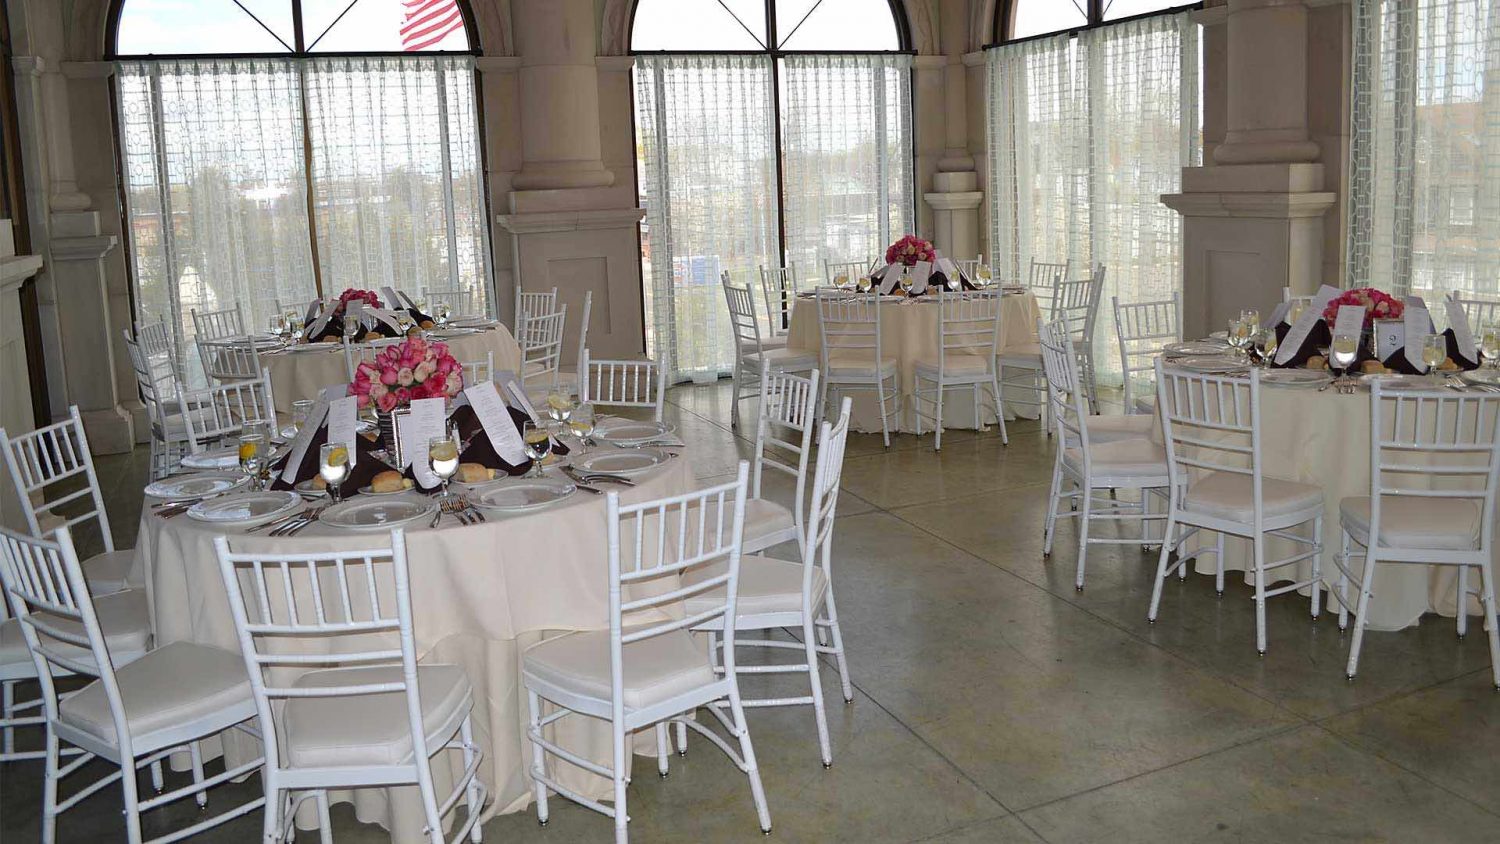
297, 59, 324, 298
436, 59, 461, 296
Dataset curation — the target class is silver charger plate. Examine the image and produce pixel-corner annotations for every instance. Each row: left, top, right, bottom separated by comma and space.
285, 343, 339, 354
1163, 340, 1231, 356
319, 497, 437, 531
186, 491, 301, 526
182, 444, 286, 471
1460, 368, 1500, 387
593, 419, 675, 446
1169, 355, 1247, 374
447, 317, 495, 329
1260, 369, 1334, 388
1359, 373, 1437, 391
472, 479, 577, 514
145, 471, 249, 501
572, 448, 671, 478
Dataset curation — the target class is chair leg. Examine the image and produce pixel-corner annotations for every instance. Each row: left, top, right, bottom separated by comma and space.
822, 590, 854, 703
876, 377, 892, 449
1336, 530, 1353, 632
1, 680, 13, 756
1214, 533, 1226, 594
934, 382, 945, 451
1457, 565, 1470, 639
655, 723, 670, 777
1043, 457, 1063, 557
612, 713, 630, 844
726, 686, 772, 835
730, 360, 743, 429
1075, 482, 1092, 591
150, 757, 164, 793
463, 715, 483, 842
316, 790, 334, 844
41, 726, 59, 844
1477, 561, 1500, 689
1253, 533, 1268, 655
990, 376, 1008, 445
122, 752, 145, 844
1310, 515, 1323, 620
804, 617, 833, 768
526, 689, 550, 825
1148, 512, 1179, 623
190, 740, 208, 807
1346, 551, 1380, 680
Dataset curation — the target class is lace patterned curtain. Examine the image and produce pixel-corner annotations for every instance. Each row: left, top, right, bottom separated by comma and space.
987, 13, 1199, 381
635, 54, 779, 383
1347, 0, 1500, 299
117, 59, 315, 351
304, 56, 491, 314
780, 54, 914, 275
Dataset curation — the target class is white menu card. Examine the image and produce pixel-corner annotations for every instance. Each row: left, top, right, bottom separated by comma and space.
381, 287, 401, 310
1446, 299, 1476, 362
464, 381, 527, 464
936, 257, 961, 287
877, 263, 902, 295
1404, 306, 1432, 370
1274, 285, 1342, 365
306, 298, 341, 337
909, 260, 932, 294
493, 370, 541, 422
326, 396, 358, 458
1333, 305, 1366, 338
396, 397, 447, 486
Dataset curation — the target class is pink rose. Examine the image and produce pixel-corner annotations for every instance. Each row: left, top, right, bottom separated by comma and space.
396, 367, 414, 386
376, 392, 398, 412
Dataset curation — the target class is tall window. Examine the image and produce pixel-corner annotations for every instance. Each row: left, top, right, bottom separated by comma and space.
632, 0, 913, 383
988, 9, 1199, 384
1347, 0, 1500, 299
999, 1, 1199, 43
112, 0, 491, 354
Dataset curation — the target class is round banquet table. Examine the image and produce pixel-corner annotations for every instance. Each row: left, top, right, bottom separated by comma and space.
260, 324, 522, 414
133, 453, 696, 841
785, 291, 1042, 434
1158, 377, 1483, 632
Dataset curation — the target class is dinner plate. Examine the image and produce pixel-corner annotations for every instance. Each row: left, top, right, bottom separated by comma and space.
1208, 330, 1228, 340
1359, 373, 1438, 391
368, 336, 407, 348
1260, 369, 1334, 388
319, 498, 437, 531
1460, 369, 1500, 387
181, 444, 282, 471
447, 317, 495, 329
186, 491, 301, 526
1163, 340, 1231, 356
144, 471, 249, 501
592, 419, 675, 446
285, 343, 339, 354
1168, 355, 1247, 374
472, 479, 577, 514
572, 448, 671, 478
358, 478, 417, 496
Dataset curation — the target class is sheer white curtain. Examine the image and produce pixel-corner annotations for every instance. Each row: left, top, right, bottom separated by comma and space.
304, 56, 491, 314
1347, 0, 1500, 299
634, 54, 779, 383
118, 59, 315, 349
780, 54, 913, 275
987, 13, 1199, 381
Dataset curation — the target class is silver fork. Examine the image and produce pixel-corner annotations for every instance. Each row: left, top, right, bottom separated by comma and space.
271, 507, 324, 536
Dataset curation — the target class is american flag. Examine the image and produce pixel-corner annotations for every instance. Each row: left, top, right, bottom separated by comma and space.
401, 0, 465, 51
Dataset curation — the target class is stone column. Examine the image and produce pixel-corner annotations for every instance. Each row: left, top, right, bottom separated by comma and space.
497, 0, 646, 359
0, 219, 45, 530
920, 0, 983, 259
1161, 0, 1339, 338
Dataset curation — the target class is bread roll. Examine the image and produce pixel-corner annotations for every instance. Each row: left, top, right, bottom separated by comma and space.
371, 470, 407, 493
1438, 358, 1460, 371
362, 331, 383, 343
457, 463, 495, 484
1359, 360, 1389, 375
318, 334, 339, 343
419, 319, 436, 330
1305, 354, 1327, 370
311, 475, 327, 490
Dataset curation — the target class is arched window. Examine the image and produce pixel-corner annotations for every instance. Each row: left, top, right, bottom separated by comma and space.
111, 0, 490, 358
999, 0, 1196, 43
630, 0, 913, 381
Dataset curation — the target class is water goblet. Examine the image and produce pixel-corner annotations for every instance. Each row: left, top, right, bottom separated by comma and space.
568, 402, 596, 446
269, 313, 287, 340
545, 392, 574, 425
428, 434, 460, 502
319, 441, 350, 502
1240, 309, 1261, 338
898, 268, 913, 296
434, 300, 451, 327
238, 432, 267, 491
522, 421, 551, 478
1482, 324, 1500, 369
288, 310, 305, 342
1330, 332, 1359, 377
1255, 328, 1278, 367
1227, 317, 1250, 361
1422, 333, 1448, 383
291, 399, 315, 436
855, 275, 872, 294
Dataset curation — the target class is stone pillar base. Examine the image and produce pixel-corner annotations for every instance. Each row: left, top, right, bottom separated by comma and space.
924, 171, 982, 261
80, 405, 134, 455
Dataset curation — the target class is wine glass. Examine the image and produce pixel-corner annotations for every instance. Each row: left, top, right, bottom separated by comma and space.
569, 402, 596, 446
1422, 333, 1448, 383
287, 310, 305, 342
434, 300, 452, 327
1330, 332, 1359, 377
238, 432, 267, 491
978, 264, 992, 282
898, 267, 914, 296
319, 442, 350, 502
268, 313, 287, 341
833, 273, 849, 291
396, 311, 415, 336
855, 275, 872, 294
290, 399, 315, 436
1482, 324, 1500, 369
1227, 317, 1250, 361
428, 434, 460, 501
545, 392, 575, 425
522, 421, 551, 478
1255, 328, 1278, 367
342, 313, 359, 344
1240, 309, 1261, 338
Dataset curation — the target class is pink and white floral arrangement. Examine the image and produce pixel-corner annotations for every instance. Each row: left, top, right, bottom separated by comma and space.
884, 235, 937, 267
1322, 287, 1404, 330
335, 287, 383, 316
349, 336, 463, 412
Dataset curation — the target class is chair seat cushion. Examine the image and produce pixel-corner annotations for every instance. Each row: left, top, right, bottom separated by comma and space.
59, 642, 253, 748
158, 407, 221, 437
81, 549, 137, 594
690, 497, 796, 549
997, 343, 1042, 363
1339, 496, 1482, 552
1088, 414, 1157, 444
523, 628, 714, 711
0, 588, 152, 671
1063, 438, 1168, 479
1183, 471, 1323, 522
744, 347, 816, 370
740, 335, 789, 351
284, 664, 473, 768
825, 354, 898, 378
914, 355, 993, 378
684, 555, 828, 620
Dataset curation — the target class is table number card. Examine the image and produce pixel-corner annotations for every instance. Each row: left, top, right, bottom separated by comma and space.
396, 397, 447, 486
325, 396, 358, 458
1373, 319, 1405, 361
910, 261, 932, 294
1404, 306, 1432, 370
381, 287, 401, 310
279, 397, 330, 484
464, 381, 528, 464
1446, 299, 1476, 362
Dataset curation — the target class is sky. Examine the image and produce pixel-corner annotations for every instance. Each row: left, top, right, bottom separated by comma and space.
114, 0, 469, 55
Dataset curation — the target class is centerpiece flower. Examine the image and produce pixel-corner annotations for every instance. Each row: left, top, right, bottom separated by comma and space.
349, 336, 463, 413
1323, 287, 1404, 330
884, 235, 936, 267
335, 287, 383, 316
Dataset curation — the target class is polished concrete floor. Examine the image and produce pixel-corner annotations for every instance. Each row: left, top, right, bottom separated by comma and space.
3, 381, 1498, 842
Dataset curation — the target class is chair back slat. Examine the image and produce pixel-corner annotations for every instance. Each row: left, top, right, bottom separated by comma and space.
520, 307, 568, 388
723, 274, 765, 353
0, 407, 114, 553
758, 265, 797, 337
579, 351, 666, 422
199, 335, 263, 383
461, 351, 495, 385
1156, 362, 1266, 512
515, 287, 559, 331
1447, 292, 1500, 333
192, 305, 245, 342
1369, 388, 1500, 539
1113, 293, 1181, 412
936, 290, 1003, 373
752, 360, 819, 520
824, 259, 874, 289
1028, 259, 1070, 319
175, 370, 276, 453
806, 398, 852, 553
815, 289, 883, 369
1037, 316, 1091, 450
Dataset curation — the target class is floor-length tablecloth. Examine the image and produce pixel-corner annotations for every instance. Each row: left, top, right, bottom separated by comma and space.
261, 325, 522, 414
136, 455, 695, 841
785, 292, 1042, 433
1158, 383, 1482, 632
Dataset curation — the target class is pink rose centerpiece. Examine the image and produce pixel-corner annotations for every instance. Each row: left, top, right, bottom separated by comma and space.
884, 235, 936, 267
349, 336, 463, 413
335, 287, 383, 316
1322, 287, 1404, 330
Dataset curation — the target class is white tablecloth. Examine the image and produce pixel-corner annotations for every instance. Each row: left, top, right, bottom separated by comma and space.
1159, 382, 1481, 632
261, 325, 522, 414
135, 454, 696, 840
785, 292, 1042, 433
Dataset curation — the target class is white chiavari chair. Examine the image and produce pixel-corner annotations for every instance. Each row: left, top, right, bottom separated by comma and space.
198, 335, 263, 384
996, 268, 1064, 433
1332, 384, 1500, 687
460, 350, 495, 385
519, 306, 568, 394
174, 369, 277, 457
1149, 362, 1326, 655
427, 288, 478, 319
522, 463, 771, 842
1282, 286, 1316, 310
213, 529, 486, 844
679, 397, 855, 768
823, 259, 872, 289
514, 286, 558, 332
0, 406, 136, 595
815, 288, 899, 448
1054, 265, 1107, 413
756, 265, 796, 348
191, 305, 245, 342
124, 334, 195, 479
1113, 293, 1181, 415
1029, 258, 1071, 320
912, 290, 1006, 450
579, 350, 666, 423
1447, 291, 1500, 334
343, 338, 381, 382
552, 291, 593, 398
0, 525, 261, 844
1039, 318, 1170, 590
955, 256, 982, 282
724, 274, 815, 430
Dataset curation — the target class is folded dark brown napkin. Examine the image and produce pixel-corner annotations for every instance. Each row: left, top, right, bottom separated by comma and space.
1443, 329, 1482, 370
1272, 320, 1332, 368
306, 314, 345, 343
269, 425, 386, 493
